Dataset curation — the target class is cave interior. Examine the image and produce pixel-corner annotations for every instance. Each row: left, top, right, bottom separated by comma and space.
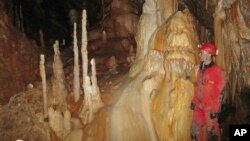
0, 0, 250, 141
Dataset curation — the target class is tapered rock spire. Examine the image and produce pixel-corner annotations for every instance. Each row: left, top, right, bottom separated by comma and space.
39, 54, 48, 120
79, 9, 103, 124
73, 22, 80, 102
51, 40, 67, 108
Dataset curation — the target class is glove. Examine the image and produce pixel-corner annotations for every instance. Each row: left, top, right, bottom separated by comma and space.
191, 102, 195, 110
208, 130, 218, 141
210, 112, 218, 119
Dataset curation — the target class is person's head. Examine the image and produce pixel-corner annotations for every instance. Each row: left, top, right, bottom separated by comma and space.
199, 43, 217, 64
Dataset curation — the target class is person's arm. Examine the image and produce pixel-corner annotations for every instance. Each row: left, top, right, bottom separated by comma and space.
212, 68, 225, 113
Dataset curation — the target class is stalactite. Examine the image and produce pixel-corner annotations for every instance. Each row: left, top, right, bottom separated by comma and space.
15, 6, 20, 30
214, 0, 226, 69
73, 23, 80, 102
156, 1, 162, 26
40, 54, 48, 120
39, 29, 45, 50
19, 5, 23, 32
106, 56, 118, 74
205, 0, 208, 10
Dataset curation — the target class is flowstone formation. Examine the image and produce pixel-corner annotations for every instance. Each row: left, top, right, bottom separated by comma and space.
110, 0, 199, 139
151, 9, 198, 141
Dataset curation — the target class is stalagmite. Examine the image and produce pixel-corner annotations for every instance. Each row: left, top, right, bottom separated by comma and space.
80, 76, 94, 124
106, 56, 118, 74
102, 30, 107, 43
48, 41, 72, 139
73, 23, 80, 102
81, 10, 88, 85
81, 9, 90, 104
39, 54, 48, 120
48, 108, 72, 139
48, 107, 64, 138
90, 59, 98, 95
63, 110, 72, 136
79, 9, 103, 124
127, 45, 136, 64
90, 58, 104, 111
85, 77, 93, 123
52, 40, 67, 108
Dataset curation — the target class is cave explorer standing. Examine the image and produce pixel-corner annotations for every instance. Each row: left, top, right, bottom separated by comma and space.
190, 43, 225, 141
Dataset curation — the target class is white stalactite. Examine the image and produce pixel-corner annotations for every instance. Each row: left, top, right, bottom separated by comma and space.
73, 23, 80, 102
39, 54, 48, 119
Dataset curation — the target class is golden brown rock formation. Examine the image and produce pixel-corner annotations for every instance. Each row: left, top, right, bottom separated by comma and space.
151, 9, 198, 141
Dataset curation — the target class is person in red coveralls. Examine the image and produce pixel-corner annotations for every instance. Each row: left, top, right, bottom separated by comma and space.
191, 43, 225, 141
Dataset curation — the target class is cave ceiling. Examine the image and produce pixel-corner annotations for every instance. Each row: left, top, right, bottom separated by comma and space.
0, 0, 250, 140
7, 0, 221, 46
9, 0, 102, 46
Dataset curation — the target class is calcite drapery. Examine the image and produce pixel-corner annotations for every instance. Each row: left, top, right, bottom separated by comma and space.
151, 9, 198, 141
111, 0, 198, 140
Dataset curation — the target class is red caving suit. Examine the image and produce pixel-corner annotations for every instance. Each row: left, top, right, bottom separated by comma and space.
191, 62, 225, 141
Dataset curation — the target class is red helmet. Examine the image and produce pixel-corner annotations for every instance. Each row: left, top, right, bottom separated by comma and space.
200, 43, 217, 55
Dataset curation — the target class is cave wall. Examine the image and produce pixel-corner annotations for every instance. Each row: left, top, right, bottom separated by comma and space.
185, 0, 250, 102
0, 0, 249, 140
0, 1, 39, 103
